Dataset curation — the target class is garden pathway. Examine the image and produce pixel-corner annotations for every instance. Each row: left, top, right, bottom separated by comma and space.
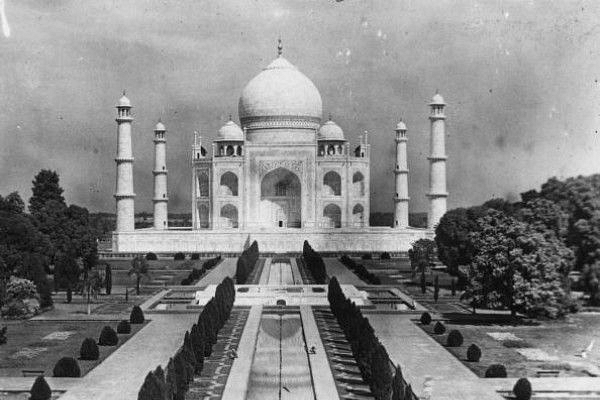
368, 313, 504, 400
323, 258, 365, 286
58, 313, 198, 400
195, 257, 238, 286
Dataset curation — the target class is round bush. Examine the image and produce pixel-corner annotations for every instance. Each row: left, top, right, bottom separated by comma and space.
145, 252, 157, 261
513, 377, 532, 400
79, 337, 99, 360
130, 305, 145, 324
117, 320, 131, 334
420, 312, 432, 325
30, 375, 51, 400
467, 344, 481, 362
98, 325, 118, 346
53, 357, 81, 377
485, 364, 507, 378
446, 330, 464, 347
191, 253, 200, 260
380, 252, 391, 260
174, 252, 186, 260
433, 321, 446, 334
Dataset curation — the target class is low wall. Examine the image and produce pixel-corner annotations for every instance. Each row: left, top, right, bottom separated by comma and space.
111, 227, 432, 253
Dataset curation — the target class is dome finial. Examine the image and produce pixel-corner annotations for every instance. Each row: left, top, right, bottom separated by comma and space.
228, 113, 232, 121
158, 117, 162, 123
277, 37, 283, 57
328, 113, 332, 121
122, 89, 126, 96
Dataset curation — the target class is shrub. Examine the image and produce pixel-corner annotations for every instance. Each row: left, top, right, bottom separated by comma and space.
80, 337, 99, 360
485, 364, 507, 378
30, 375, 51, 400
0, 326, 6, 344
361, 253, 372, 260
174, 252, 186, 261
117, 320, 131, 334
130, 305, 145, 324
466, 344, 481, 362
380, 252, 391, 260
433, 321, 446, 334
6, 277, 38, 300
145, 252, 158, 261
446, 330, 464, 347
420, 312, 432, 325
191, 253, 200, 260
513, 377, 532, 400
98, 325, 118, 346
105, 264, 112, 295
53, 357, 81, 377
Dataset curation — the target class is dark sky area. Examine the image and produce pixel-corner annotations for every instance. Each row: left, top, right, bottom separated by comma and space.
1, 0, 599, 214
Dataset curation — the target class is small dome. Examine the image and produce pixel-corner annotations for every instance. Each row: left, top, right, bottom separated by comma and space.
118, 94, 131, 107
396, 120, 407, 131
238, 56, 322, 123
318, 119, 345, 141
430, 93, 445, 105
217, 119, 243, 141
154, 121, 165, 131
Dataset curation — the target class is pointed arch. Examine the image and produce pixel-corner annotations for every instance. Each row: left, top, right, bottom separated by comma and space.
220, 204, 238, 228
323, 171, 341, 196
219, 171, 238, 196
352, 171, 365, 197
323, 203, 342, 228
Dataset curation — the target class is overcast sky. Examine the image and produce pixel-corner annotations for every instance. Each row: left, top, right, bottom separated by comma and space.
1, 0, 599, 214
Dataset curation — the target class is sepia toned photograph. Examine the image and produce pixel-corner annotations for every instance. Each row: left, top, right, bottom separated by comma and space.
0, 1, 599, 399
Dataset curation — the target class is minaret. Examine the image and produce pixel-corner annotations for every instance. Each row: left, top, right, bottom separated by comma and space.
393, 120, 409, 228
153, 120, 168, 230
427, 92, 448, 229
114, 92, 135, 232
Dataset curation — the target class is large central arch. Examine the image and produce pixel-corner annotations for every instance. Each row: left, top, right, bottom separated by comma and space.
260, 168, 301, 228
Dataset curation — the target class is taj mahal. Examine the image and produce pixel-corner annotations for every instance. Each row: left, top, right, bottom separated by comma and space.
111, 41, 447, 254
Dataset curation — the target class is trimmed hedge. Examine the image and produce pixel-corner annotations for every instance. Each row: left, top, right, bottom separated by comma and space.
513, 377, 532, 400
190, 253, 200, 260
235, 241, 259, 284
30, 375, 51, 400
433, 321, 446, 334
145, 252, 158, 261
303, 241, 327, 284
180, 256, 222, 285
117, 320, 131, 334
80, 337, 99, 360
420, 312, 432, 325
130, 305, 145, 324
138, 276, 237, 400
446, 330, 464, 347
380, 252, 391, 260
339, 255, 381, 284
485, 364, 507, 378
328, 277, 419, 400
98, 326, 118, 346
467, 344, 481, 362
174, 252, 186, 261
53, 357, 81, 377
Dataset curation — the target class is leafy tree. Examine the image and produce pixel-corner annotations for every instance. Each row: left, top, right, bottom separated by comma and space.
29, 170, 65, 216
408, 238, 436, 279
54, 251, 80, 303
128, 256, 150, 295
463, 210, 573, 318
435, 206, 486, 276
369, 343, 393, 400
582, 262, 600, 305
517, 198, 569, 240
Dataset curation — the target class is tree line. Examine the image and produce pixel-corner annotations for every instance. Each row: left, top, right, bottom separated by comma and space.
328, 277, 417, 400
0, 170, 99, 309
234, 241, 259, 284
430, 174, 600, 318
302, 240, 327, 283
138, 276, 236, 400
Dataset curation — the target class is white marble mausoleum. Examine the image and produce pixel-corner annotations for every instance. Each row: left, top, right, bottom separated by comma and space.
111, 41, 448, 254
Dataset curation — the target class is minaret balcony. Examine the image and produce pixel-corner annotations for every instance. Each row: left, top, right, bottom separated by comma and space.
427, 155, 447, 161
115, 157, 134, 162
152, 169, 168, 175
394, 167, 409, 174
114, 192, 136, 199
393, 194, 410, 202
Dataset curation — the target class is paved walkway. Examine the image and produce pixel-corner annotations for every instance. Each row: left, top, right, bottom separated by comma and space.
368, 313, 504, 400
299, 306, 338, 400
486, 376, 600, 391
258, 258, 272, 285
323, 258, 365, 286
196, 257, 238, 286
222, 306, 262, 400
59, 313, 197, 400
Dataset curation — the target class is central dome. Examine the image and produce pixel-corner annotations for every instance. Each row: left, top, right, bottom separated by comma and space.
238, 56, 323, 126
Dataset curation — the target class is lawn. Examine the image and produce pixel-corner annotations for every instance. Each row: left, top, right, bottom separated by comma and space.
420, 312, 600, 378
0, 320, 145, 377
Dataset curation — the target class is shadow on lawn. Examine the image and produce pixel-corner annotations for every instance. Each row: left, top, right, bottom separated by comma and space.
438, 312, 541, 327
